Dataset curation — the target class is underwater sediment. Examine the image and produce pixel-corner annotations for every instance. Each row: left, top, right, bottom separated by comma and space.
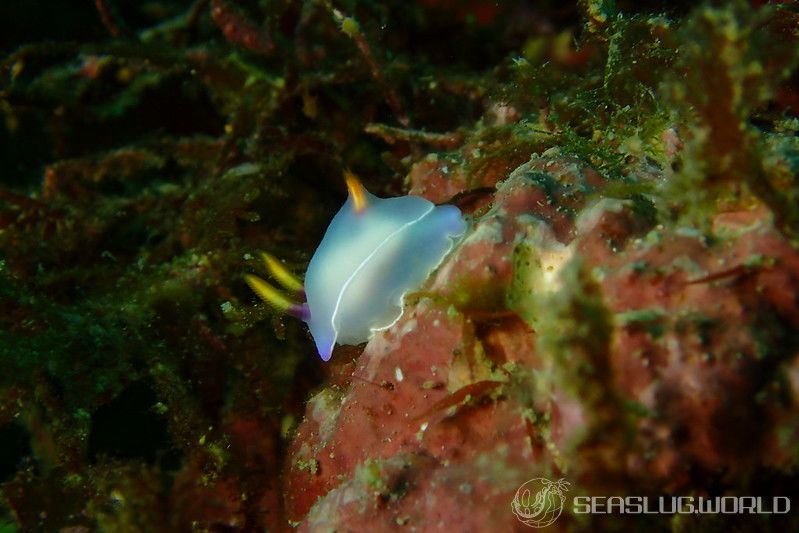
1, 0, 798, 531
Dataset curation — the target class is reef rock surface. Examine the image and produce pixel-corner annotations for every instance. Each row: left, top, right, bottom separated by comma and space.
284, 154, 799, 531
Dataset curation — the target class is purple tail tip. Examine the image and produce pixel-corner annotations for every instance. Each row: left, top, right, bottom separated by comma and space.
316, 338, 335, 362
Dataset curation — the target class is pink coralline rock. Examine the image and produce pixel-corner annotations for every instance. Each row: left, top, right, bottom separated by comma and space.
407, 141, 541, 206
428, 154, 607, 313
284, 153, 799, 530
283, 297, 541, 526
407, 155, 470, 205
301, 453, 541, 532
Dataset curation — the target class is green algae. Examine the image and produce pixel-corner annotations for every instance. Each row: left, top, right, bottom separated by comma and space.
616, 308, 667, 339
660, 2, 799, 237
535, 258, 614, 411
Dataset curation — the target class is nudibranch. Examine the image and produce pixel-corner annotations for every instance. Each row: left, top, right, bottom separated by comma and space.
245, 172, 466, 361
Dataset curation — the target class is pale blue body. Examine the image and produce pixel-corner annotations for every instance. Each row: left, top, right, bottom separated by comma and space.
304, 189, 465, 361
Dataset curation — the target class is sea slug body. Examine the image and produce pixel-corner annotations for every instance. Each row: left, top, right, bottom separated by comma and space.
246, 173, 466, 361
304, 175, 466, 360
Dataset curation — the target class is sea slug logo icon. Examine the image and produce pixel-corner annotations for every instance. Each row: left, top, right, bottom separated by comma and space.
511, 478, 570, 528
